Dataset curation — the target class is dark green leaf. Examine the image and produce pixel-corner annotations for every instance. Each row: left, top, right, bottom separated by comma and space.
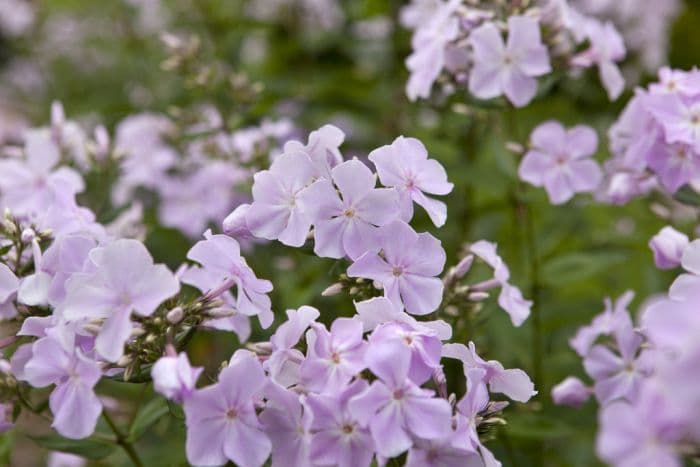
127, 397, 169, 442
30, 434, 115, 460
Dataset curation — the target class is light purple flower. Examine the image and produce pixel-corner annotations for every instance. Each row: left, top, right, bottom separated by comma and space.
152, 352, 203, 403
282, 124, 345, 180
468, 16, 551, 107
184, 232, 273, 327
442, 342, 537, 403
551, 376, 591, 408
245, 151, 315, 247
348, 341, 452, 458
469, 240, 532, 326
62, 239, 180, 362
597, 389, 683, 467
647, 142, 700, 193
369, 321, 442, 385
404, 0, 460, 101
348, 220, 445, 315
23, 336, 102, 439
405, 436, 482, 467
300, 318, 367, 392
368, 136, 453, 227
354, 297, 453, 341
299, 159, 399, 259
304, 379, 375, 467
519, 121, 602, 204
583, 322, 651, 404
455, 368, 501, 465
571, 20, 626, 100
649, 226, 689, 269
184, 350, 271, 467
265, 306, 319, 387
0, 131, 84, 217
259, 382, 312, 467
18, 234, 96, 308
645, 93, 700, 152
569, 291, 635, 357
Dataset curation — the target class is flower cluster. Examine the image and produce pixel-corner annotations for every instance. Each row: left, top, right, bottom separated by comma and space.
165, 297, 536, 467
598, 67, 700, 203
0, 120, 536, 467
553, 229, 700, 465
401, 0, 627, 107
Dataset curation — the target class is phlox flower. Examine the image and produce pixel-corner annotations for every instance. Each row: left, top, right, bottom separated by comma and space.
519, 121, 602, 204
442, 342, 536, 403
0, 131, 84, 217
18, 234, 96, 308
645, 93, 700, 152
62, 239, 180, 362
282, 124, 345, 180
245, 151, 315, 247
304, 379, 375, 467
353, 296, 453, 341
300, 318, 367, 393
468, 16, 551, 107
265, 306, 319, 387
348, 341, 452, 458
184, 350, 271, 467
369, 321, 442, 385
259, 382, 312, 467
348, 220, 445, 315
299, 159, 399, 259
569, 291, 635, 357
583, 321, 652, 404
646, 142, 700, 193
23, 336, 102, 439
571, 20, 626, 100
597, 388, 683, 467
184, 232, 274, 327
368, 136, 453, 227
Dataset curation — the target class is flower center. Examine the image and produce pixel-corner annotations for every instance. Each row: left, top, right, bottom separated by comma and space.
343, 208, 356, 218
331, 351, 342, 364
392, 266, 403, 277
342, 424, 354, 434
392, 389, 405, 400
226, 408, 238, 420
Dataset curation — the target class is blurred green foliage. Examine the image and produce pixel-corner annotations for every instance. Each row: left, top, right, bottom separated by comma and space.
2, 0, 700, 465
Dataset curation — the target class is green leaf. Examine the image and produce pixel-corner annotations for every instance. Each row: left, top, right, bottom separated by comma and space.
30, 434, 115, 460
127, 397, 169, 442
673, 185, 700, 207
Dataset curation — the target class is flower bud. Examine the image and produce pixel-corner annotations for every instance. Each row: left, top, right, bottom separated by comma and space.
468, 291, 490, 302
321, 283, 343, 297
166, 306, 185, 324
222, 204, 253, 240
20, 228, 35, 243
649, 226, 688, 269
551, 376, 591, 408
453, 254, 474, 279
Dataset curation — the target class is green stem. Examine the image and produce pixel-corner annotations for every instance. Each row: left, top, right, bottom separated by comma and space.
522, 190, 543, 389
102, 410, 144, 467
